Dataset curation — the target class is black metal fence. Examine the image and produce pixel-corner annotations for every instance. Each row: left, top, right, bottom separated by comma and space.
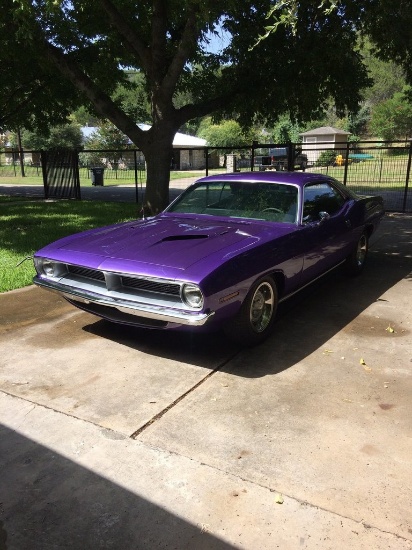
1, 141, 411, 211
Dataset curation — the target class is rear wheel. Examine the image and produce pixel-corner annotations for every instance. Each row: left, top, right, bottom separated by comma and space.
225, 276, 278, 346
345, 232, 368, 275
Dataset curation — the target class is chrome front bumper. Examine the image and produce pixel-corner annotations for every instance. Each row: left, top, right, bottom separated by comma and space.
34, 277, 214, 326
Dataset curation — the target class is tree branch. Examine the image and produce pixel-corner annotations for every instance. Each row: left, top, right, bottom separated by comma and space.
151, 0, 168, 84
98, 0, 151, 73
162, 3, 200, 98
42, 41, 145, 145
176, 92, 235, 126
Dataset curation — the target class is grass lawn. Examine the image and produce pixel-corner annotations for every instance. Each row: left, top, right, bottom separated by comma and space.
0, 199, 139, 292
0, 167, 211, 186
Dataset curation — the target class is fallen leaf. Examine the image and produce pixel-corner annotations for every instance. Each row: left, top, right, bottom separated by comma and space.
386, 325, 395, 333
360, 358, 366, 365
274, 493, 284, 504
323, 349, 334, 354
363, 365, 372, 372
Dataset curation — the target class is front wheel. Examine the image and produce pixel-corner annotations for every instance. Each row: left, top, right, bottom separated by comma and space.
345, 232, 368, 276
224, 276, 278, 346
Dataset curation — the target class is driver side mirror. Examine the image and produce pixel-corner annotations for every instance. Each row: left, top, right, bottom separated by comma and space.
318, 211, 330, 224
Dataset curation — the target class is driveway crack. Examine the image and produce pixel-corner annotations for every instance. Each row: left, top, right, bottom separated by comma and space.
129, 350, 240, 439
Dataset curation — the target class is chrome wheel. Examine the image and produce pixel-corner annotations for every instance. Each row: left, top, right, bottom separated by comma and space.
249, 281, 275, 333
224, 276, 278, 346
356, 234, 368, 268
346, 232, 369, 276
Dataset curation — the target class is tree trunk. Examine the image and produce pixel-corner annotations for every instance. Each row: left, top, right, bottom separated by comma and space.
142, 136, 174, 215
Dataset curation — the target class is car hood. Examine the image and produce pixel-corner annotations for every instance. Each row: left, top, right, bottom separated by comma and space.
44, 214, 294, 271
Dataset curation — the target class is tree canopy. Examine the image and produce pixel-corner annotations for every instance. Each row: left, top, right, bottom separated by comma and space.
370, 88, 412, 141
18, 123, 83, 151
1, 0, 411, 212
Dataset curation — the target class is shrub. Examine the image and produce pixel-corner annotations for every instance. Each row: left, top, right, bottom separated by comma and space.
316, 150, 336, 166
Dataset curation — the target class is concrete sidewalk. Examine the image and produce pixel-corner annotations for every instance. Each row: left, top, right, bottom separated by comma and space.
0, 213, 411, 549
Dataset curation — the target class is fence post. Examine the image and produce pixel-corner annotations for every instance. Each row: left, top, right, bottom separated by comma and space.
73, 150, 81, 200
251, 141, 257, 171
205, 147, 209, 177
403, 140, 412, 212
342, 141, 350, 186
17, 129, 25, 178
287, 142, 294, 171
41, 150, 48, 199
134, 150, 139, 204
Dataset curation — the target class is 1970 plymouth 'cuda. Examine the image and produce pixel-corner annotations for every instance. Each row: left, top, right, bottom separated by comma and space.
33, 172, 384, 345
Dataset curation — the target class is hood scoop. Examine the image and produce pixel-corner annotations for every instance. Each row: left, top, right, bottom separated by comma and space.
160, 234, 209, 242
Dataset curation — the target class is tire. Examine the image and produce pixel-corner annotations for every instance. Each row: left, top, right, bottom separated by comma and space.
345, 232, 368, 276
224, 276, 278, 346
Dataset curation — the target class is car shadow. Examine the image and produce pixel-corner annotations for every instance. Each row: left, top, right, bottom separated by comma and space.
83, 214, 412, 378
83, 256, 411, 379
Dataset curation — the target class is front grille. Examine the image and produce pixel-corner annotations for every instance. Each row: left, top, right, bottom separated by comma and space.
121, 276, 180, 296
68, 265, 105, 281
66, 264, 181, 298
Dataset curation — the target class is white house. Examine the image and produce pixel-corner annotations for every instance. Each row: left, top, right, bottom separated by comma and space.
300, 126, 351, 164
81, 125, 208, 170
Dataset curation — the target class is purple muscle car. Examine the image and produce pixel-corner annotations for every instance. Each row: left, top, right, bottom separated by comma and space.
33, 172, 384, 345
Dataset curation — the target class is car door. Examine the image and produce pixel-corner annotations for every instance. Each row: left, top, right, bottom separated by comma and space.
300, 180, 354, 284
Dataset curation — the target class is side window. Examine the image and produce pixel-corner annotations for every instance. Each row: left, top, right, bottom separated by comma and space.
303, 182, 346, 222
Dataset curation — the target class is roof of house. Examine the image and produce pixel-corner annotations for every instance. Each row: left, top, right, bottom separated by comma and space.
300, 126, 351, 136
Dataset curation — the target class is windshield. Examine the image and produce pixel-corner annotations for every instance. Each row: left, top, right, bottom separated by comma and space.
167, 181, 299, 223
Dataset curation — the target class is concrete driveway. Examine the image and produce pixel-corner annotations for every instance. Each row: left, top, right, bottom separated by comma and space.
0, 213, 411, 549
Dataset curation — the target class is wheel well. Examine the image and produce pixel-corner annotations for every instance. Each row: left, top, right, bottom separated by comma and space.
365, 224, 374, 239
270, 271, 285, 297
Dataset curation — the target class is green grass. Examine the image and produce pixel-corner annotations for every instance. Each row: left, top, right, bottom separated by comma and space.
0, 166, 212, 186
0, 200, 139, 292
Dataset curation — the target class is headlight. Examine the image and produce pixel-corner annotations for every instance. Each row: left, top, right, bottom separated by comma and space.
43, 260, 56, 277
34, 258, 56, 277
181, 283, 204, 309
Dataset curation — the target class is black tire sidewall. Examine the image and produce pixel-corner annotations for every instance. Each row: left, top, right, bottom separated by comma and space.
224, 276, 278, 346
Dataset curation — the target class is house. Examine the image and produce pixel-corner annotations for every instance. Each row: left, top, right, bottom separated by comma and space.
300, 126, 351, 164
81, 125, 209, 170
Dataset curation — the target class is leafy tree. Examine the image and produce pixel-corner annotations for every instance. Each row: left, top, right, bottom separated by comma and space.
263, 0, 412, 86
71, 106, 100, 128
83, 121, 132, 166
2, 0, 401, 212
198, 118, 250, 147
361, 0, 412, 85
18, 124, 83, 150
369, 89, 412, 141
84, 122, 131, 151
112, 71, 151, 124
347, 103, 371, 138
271, 115, 303, 143
360, 38, 406, 105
